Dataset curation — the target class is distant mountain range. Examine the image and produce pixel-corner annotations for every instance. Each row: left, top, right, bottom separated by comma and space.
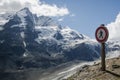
0, 7, 120, 72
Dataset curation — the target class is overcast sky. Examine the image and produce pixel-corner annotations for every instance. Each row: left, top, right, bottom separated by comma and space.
0, 0, 120, 40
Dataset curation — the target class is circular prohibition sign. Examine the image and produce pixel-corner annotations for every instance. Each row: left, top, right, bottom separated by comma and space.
95, 25, 109, 43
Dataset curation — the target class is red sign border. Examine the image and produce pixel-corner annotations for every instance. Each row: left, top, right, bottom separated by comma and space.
95, 26, 109, 43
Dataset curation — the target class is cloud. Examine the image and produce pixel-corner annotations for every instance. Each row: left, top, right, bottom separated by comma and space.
0, 0, 69, 17
107, 12, 120, 40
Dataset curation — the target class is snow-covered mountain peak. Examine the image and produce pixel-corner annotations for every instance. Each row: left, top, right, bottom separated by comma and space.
0, 7, 91, 44
2, 7, 35, 29
16, 7, 30, 18
1, 7, 59, 30
16, 7, 34, 20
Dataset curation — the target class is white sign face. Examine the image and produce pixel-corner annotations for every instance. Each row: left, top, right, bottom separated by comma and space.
95, 26, 109, 43
96, 29, 106, 40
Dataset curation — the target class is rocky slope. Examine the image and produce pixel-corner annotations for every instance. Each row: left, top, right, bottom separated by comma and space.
67, 56, 120, 80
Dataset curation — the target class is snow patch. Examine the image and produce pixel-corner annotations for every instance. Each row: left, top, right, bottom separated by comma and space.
10, 25, 18, 28
23, 50, 28, 57
20, 31, 26, 47
23, 41, 26, 47
20, 32, 25, 38
23, 52, 28, 57
35, 26, 59, 44
23, 50, 33, 58
35, 26, 59, 31
61, 27, 85, 40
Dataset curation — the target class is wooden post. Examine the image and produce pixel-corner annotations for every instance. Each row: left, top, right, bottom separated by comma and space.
101, 43, 106, 71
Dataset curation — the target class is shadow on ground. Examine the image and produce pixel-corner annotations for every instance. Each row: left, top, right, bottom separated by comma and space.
106, 70, 120, 77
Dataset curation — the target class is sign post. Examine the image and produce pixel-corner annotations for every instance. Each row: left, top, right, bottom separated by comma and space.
95, 24, 109, 71
101, 42, 105, 71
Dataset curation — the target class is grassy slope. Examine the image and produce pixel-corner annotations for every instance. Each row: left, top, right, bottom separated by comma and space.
67, 57, 120, 80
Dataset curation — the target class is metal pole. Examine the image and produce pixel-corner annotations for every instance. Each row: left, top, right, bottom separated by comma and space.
101, 43, 106, 71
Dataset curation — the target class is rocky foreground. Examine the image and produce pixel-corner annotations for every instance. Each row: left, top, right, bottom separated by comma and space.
67, 57, 120, 80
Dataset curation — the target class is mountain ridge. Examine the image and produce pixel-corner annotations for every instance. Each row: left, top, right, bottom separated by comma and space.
0, 8, 101, 70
